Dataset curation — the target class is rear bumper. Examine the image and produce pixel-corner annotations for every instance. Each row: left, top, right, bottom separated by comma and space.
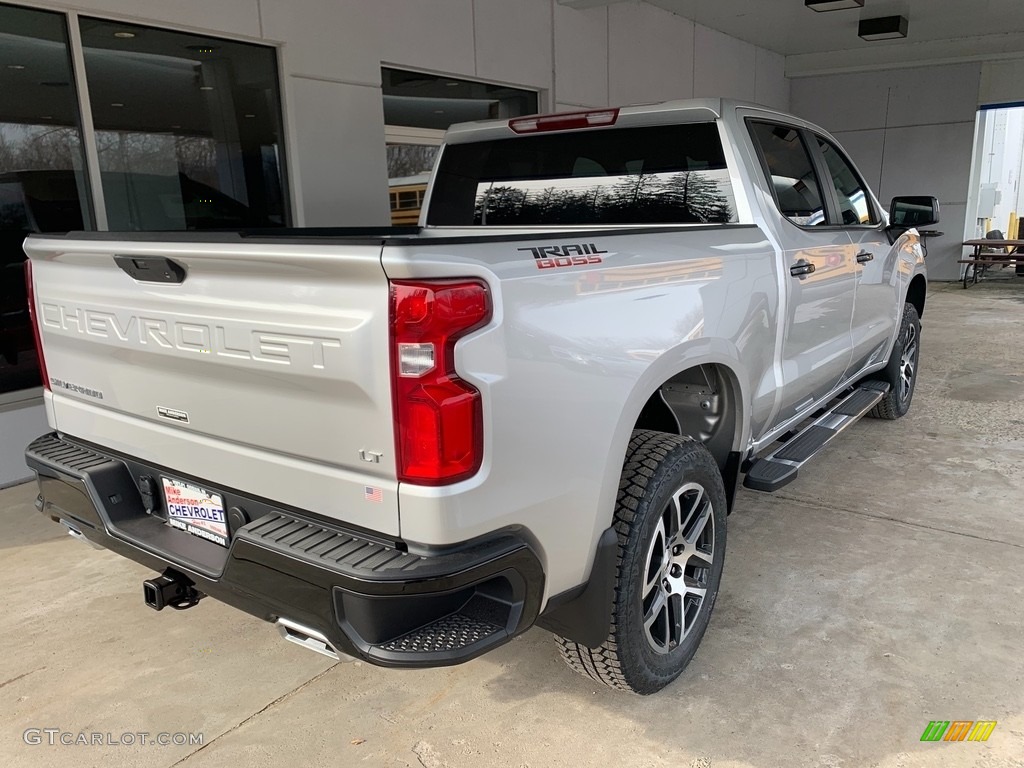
25, 432, 544, 667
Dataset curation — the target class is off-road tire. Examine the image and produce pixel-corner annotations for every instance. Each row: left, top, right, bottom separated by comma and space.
869, 302, 921, 420
556, 430, 727, 694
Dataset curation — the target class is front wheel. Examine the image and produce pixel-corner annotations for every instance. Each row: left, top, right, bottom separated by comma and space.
556, 431, 727, 694
868, 302, 921, 420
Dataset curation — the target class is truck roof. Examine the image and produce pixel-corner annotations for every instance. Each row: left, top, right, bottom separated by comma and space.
443, 98, 799, 145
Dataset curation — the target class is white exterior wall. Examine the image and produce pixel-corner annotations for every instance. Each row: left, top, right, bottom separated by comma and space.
556, 1, 789, 112
0, 403, 45, 489
981, 60, 1024, 107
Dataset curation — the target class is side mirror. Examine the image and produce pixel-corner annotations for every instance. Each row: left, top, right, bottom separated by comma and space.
889, 196, 940, 228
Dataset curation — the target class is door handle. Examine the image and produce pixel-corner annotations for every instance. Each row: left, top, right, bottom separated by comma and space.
790, 259, 816, 278
856, 251, 874, 264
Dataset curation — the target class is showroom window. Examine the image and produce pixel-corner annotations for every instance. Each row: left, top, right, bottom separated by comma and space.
79, 18, 289, 230
381, 68, 538, 225
0, 5, 290, 402
0, 3, 93, 401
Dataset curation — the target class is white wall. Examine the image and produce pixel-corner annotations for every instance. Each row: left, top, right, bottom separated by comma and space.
981, 60, 1024, 107
792, 63, 983, 281
0, 403, 44, 487
555, 1, 789, 111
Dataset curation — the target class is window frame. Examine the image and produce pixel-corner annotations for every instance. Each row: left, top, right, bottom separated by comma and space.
810, 133, 881, 229
746, 118, 837, 230
747, 117, 884, 232
0, 2, 296, 402
0, 3, 95, 403
75, 14, 292, 231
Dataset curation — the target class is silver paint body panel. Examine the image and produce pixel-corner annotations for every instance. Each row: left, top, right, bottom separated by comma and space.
24, 99, 926, 606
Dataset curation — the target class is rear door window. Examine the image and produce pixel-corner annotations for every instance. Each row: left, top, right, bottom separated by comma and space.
748, 121, 828, 227
428, 123, 739, 226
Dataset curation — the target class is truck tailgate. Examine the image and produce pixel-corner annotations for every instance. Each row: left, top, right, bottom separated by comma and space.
24, 236, 399, 536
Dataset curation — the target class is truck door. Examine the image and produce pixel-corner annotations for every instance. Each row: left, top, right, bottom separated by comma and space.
747, 121, 856, 427
811, 135, 899, 379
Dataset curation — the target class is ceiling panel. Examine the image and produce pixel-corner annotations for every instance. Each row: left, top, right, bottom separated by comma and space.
643, 0, 1024, 56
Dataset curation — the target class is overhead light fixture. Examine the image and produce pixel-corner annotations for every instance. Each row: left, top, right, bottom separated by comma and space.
859, 15, 909, 40
243, 113, 256, 118
7, 64, 25, 70
445, 81, 460, 87
113, 31, 136, 39
110, 102, 124, 107
805, 0, 863, 11
199, 85, 214, 91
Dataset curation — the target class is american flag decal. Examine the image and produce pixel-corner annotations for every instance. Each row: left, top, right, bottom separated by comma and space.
364, 486, 383, 503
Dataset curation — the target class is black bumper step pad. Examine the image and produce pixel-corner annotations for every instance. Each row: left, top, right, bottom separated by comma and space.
380, 613, 502, 653
27, 433, 116, 473
245, 513, 423, 575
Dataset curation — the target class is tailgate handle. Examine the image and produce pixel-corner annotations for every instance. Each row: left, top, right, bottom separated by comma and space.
114, 256, 187, 284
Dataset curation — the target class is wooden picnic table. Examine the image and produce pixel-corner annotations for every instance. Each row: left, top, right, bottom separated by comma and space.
960, 239, 1024, 288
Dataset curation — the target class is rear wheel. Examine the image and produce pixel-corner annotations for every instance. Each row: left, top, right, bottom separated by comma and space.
868, 302, 920, 420
556, 430, 727, 694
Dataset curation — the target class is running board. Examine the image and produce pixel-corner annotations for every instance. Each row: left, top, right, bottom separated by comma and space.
743, 383, 889, 493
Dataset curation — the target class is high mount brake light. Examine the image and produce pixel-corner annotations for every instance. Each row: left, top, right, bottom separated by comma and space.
389, 279, 491, 485
508, 108, 620, 134
24, 259, 49, 391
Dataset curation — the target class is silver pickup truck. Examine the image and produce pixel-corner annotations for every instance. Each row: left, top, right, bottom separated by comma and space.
22, 99, 937, 694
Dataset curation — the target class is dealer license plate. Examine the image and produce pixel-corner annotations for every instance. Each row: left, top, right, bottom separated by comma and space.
162, 477, 229, 547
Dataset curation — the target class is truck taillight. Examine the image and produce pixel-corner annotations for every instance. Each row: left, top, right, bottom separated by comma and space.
24, 259, 49, 391
389, 279, 491, 485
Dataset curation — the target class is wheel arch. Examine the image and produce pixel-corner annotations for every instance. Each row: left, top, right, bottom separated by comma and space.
906, 273, 927, 319
607, 343, 752, 517
538, 345, 749, 649
633, 362, 745, 475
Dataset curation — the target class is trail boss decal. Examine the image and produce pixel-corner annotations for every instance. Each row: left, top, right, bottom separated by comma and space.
518, 243, 608, 270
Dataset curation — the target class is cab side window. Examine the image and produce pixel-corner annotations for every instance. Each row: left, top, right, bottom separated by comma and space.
748, 121, 827, 227
816, 137, 879, 226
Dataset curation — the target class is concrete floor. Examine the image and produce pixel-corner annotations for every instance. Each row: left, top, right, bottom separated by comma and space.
2, 280, 1023, 768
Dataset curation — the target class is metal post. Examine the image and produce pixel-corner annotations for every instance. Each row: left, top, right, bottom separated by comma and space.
66, 11, 108, 230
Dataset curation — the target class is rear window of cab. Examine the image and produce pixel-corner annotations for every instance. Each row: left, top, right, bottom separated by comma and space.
427, 123, 739, 227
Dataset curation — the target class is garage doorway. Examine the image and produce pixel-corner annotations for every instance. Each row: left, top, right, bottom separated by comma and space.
966, 103, 1024, 241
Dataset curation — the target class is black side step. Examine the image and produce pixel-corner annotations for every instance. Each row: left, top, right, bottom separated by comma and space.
743, 383, 889, 492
